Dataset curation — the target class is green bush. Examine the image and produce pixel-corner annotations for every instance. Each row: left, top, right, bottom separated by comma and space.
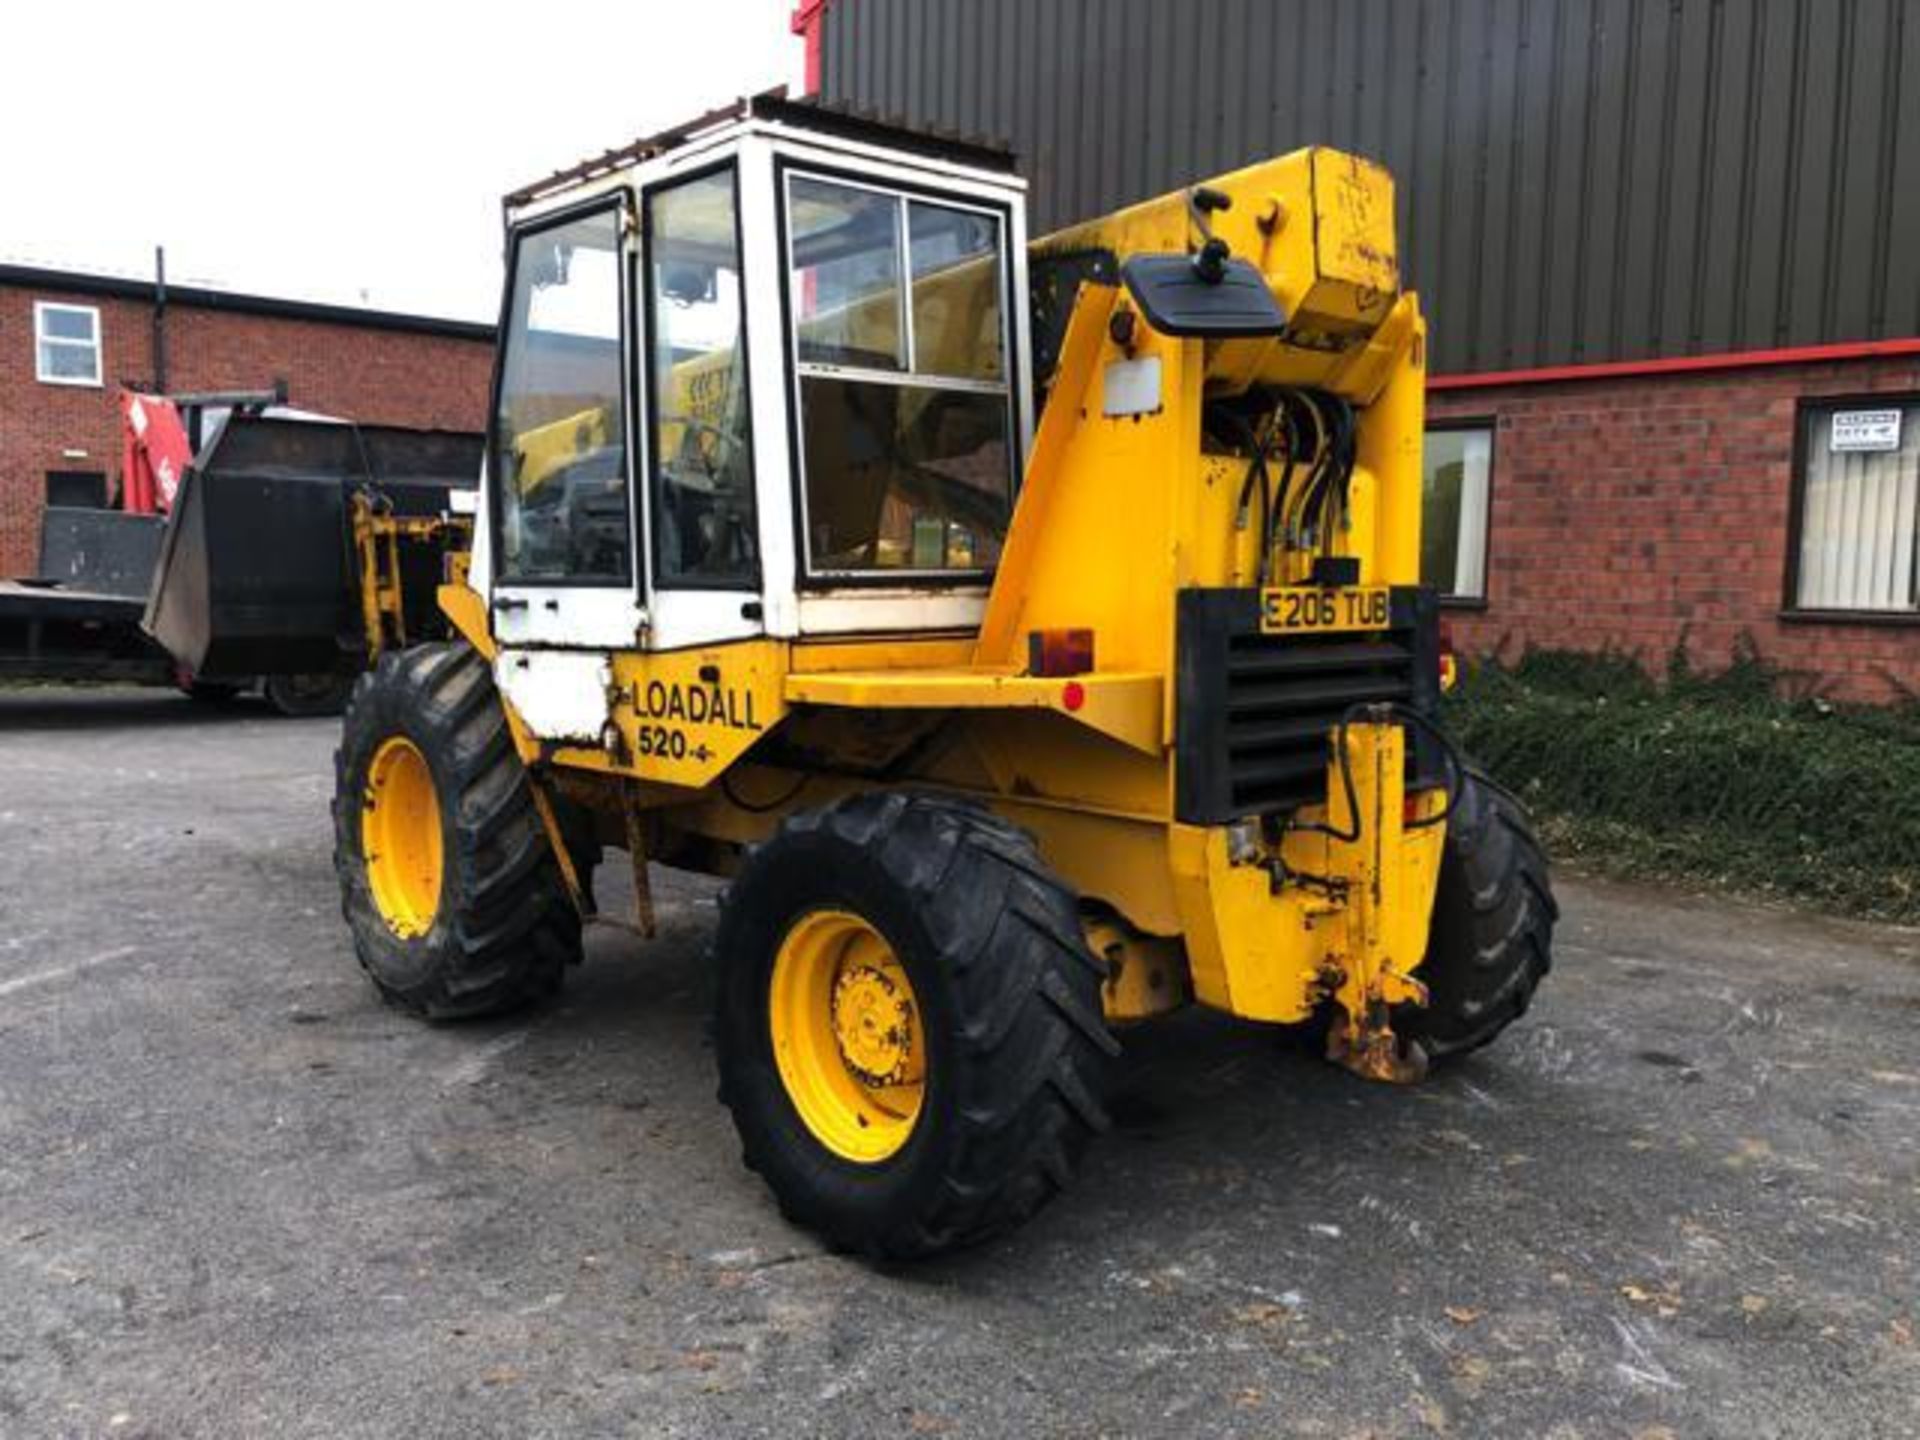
1442, 645, 1920, 921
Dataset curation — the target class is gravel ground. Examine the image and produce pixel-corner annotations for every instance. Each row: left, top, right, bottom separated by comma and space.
1, 686, 1917, 1439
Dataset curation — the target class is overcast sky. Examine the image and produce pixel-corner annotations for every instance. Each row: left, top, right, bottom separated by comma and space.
0, 1, 802, 322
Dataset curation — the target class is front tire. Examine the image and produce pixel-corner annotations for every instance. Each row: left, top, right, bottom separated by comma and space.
713, 794, 1118, 1260
332, 642, 580, 1018
1401, 768, 1557, 1061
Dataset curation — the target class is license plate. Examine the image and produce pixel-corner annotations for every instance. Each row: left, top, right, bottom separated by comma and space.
1260, 585, 1391, 635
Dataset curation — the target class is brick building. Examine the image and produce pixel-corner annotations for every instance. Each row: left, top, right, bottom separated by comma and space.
1427, 350, 1920, 699
802, 0, 1920, 701
1, 264, 495, 577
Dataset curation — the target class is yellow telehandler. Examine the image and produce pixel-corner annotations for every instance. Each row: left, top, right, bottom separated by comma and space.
333, 94, 1555, 1258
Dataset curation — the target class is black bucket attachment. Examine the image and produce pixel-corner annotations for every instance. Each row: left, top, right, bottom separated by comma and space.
145, 416, 480, 678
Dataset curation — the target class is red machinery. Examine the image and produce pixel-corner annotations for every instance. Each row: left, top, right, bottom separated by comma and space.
119, 391, 195, 515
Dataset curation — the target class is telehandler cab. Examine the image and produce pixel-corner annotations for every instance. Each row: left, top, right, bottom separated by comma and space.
333, 94, 1556, 1258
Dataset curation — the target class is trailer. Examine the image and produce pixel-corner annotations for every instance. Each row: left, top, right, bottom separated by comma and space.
0, 507, 174, 686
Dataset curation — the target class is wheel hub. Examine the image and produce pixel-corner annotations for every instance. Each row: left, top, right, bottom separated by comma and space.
767, 909, 927, 1163
363, 735, 443, 939
831, 965, 915, 1086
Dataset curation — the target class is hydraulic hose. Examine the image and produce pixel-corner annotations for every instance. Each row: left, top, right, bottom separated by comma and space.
1292, 701, 1466, 845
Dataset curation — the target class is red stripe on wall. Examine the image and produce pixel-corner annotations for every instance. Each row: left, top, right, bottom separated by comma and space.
1427, 337, 1920, 391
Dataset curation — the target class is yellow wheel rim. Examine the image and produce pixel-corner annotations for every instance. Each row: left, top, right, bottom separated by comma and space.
768, 909, 926, 1163
363, 736, 444, 939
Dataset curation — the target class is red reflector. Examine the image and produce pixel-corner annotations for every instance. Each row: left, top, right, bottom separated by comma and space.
1405, 788, 1445, 824
1029, 627, 1095, 677
1062, 680, 1087, 712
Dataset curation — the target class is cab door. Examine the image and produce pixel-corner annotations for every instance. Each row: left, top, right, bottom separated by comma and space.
487, 193, 645, 650
638, 158, 769, 650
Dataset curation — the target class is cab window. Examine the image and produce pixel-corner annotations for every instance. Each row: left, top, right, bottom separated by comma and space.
785, 173, 1012, 577
492, 203, 630, 583
645, 165, 758, 587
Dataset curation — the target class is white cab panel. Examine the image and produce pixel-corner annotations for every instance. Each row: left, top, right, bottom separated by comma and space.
494, 649, 613, 744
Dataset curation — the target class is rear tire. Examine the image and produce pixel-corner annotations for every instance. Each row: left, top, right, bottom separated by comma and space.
266, 671, 353, 718
713, 793, 1119, 1260
332, 642, 580, 1019
181, 678, 245, 705
1400, 768, 1557, 1061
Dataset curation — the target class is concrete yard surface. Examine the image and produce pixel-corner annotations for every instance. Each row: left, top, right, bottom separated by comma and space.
1, 686, 1917, 1438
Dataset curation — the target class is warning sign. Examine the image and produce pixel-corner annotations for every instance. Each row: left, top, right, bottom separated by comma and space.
603, 642, 787, 788
1830, 409, 1902, 453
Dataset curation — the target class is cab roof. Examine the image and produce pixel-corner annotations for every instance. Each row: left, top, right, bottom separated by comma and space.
502, 88, 1018, 212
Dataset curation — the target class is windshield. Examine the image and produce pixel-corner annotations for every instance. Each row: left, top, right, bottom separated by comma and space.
492, 204, 629, 584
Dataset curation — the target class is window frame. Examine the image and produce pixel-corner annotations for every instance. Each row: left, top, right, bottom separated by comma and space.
773, 157, 1021, 589
1781, 391, 1920, 627
1422, 415, 1496, 609
640, 158, 762, 594
34, 301, 103, 388
484, 189, 640, 591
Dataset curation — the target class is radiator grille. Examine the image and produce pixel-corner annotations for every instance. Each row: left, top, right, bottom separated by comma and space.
1174, 587, 1438, 825
1220, 631, 1418, 813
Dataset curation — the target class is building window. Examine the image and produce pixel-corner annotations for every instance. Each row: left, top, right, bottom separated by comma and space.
1421, 423, 1492, 602
46, 470, 107, 509
34, 302, 103, 386
1793, 398, 1920, 615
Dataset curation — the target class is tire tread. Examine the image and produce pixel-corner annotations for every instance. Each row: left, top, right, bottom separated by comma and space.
1400, 767, 1556, 1061
713, 792, 1116, 1260
331, 642, 580, 1020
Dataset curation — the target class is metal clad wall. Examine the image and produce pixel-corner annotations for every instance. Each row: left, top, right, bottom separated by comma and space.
819, 0, 1920, 374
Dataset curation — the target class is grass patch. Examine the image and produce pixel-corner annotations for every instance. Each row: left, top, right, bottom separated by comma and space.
1442, 644, 1920, 923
